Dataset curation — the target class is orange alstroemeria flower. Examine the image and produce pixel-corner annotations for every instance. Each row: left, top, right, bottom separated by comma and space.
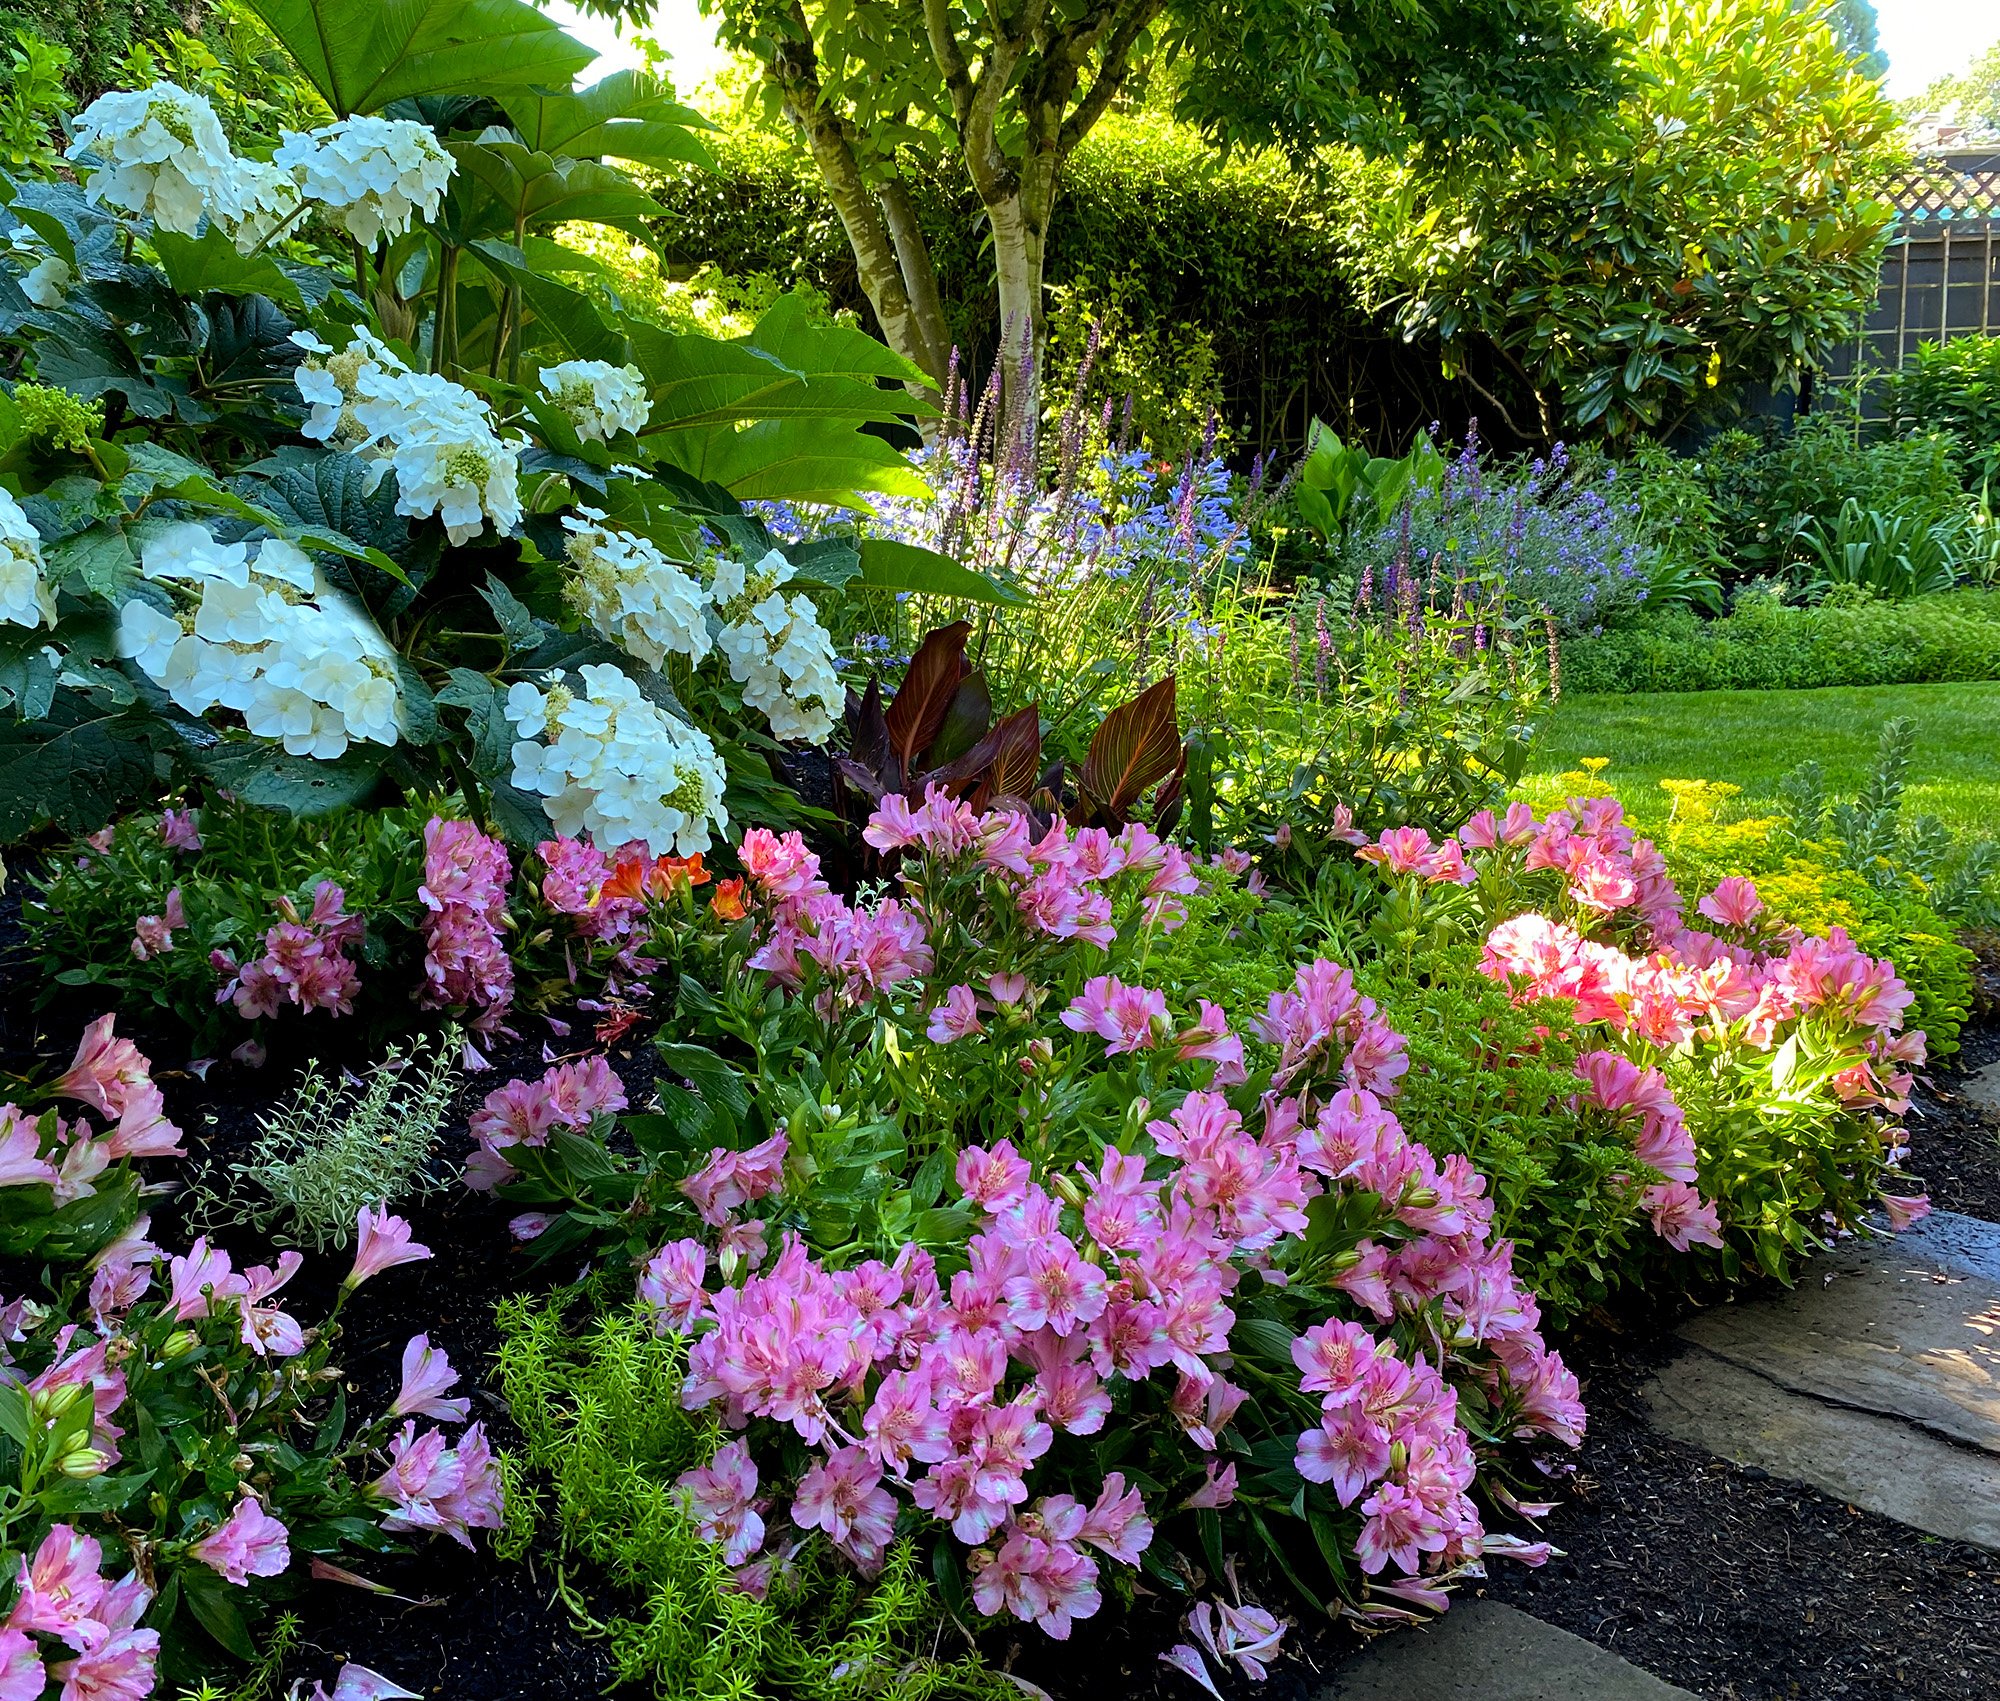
710, 877, 748, 921
601, 850, 711, 902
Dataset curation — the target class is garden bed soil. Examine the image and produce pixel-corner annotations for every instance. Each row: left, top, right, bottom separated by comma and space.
5, 880, 1999, 1700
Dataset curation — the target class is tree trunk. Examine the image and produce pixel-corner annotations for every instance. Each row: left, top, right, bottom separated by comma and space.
768, 23, 953, 389
985, 155, 1057, 445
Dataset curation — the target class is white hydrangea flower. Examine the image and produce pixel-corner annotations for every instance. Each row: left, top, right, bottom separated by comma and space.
505, 661, 727, 856
294, 352, 522, 546
65, 80, 236, 236
140, 520, 252, 587
0, 488, 54, 630
708, 548, 844, 744
289, 328, 409, 444
7, 227, 71, 307
117, 531, 402, 758
274, 116, 454, 246
563, 509, 710, 670
538, 360, 651, 443
211, 155, 304, 254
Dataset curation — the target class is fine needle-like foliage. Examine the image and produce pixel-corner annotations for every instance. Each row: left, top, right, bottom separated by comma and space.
191, 1028, 462, 1249
494, 1292, 1004, 1701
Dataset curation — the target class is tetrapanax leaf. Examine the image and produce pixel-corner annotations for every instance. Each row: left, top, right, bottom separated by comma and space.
882, 621, 969, 786
1079, 675, 1182, 824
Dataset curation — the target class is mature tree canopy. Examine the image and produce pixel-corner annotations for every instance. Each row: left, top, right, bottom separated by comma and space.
695, 0, 1623, 393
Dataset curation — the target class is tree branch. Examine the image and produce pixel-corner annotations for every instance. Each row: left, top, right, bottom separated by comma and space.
1058, 0, 1163, 156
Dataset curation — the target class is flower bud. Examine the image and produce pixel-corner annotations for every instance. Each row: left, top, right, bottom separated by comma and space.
1402, 1186, 1439, 1211
232, 1453, 255, 1474
28, 1381, 86, 1421
58, 1447, 109, 1479
160, 1329, 200, 1361
1329, 1247, 1364, 1273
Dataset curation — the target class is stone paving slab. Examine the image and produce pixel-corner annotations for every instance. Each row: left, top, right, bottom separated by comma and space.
1320, 1600, 1702, 1700
1966, 1060, 2000, 1123
1646, 1350, 2000, 1551
1644, 1209, 2000, 1550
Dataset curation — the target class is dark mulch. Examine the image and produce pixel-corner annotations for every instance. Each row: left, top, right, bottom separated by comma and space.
7, 868, 2000, 1699
1914, 1016, 2000, 1222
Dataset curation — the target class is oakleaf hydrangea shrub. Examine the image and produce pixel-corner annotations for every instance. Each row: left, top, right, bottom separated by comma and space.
0, 1018, 500, 1694
470, 795, 1585, 1646
0, 65, 881, 864
1348, 795, 1931, 1285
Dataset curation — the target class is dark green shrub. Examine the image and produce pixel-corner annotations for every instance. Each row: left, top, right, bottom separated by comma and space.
1698, 411, 1967, 582
649, 114, 1442, 457
0, 0, 191, 98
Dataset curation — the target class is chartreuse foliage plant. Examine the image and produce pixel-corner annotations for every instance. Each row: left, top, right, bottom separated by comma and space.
0, 0, 1014, 855
494, 1292, 1002, 1700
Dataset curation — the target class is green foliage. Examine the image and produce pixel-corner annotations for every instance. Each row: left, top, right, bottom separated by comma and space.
650, 112, 1429, 457
1559, 589, 2000, 693
28, 797, 429, 1045
1369, 963, 1651, 1326
1885, 335, 2000, 495
1697, 409, 1969, 585
1794, 497, 1962, 600
0, 0, 183, 98
494, 1294, 997, 1700
1915, 37, 2000, 135
190, 1029, 463, 1250
1291, 420, 1442, 550
238, 0, 592, 117
118, 1, 331, 145
1189, 576, 1547, 878
1779, 717, 2000, 930
0, 25, 67, 168
1341, 0, 1905, 440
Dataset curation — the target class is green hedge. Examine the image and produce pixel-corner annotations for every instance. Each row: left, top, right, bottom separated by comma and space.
650, 116, 1445, 455
1562, 591, 2000, 694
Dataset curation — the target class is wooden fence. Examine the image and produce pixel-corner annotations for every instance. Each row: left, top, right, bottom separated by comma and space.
1824, 149, 2000, 411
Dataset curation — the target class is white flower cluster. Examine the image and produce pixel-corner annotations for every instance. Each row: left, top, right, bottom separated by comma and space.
64, 82, 453, 255
538, 361, 651, 443
709, 548, 844, 744
293, 332, 522, 546
65, 81, 235, 236
0, 488, 54, 630
116, 521, 402, 759
273, 116, 454, 247
563, 510, 710, 672
506, 662, 728, 856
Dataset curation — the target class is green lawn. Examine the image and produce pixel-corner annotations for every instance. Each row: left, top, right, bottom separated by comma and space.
1526, 682, 2000, 836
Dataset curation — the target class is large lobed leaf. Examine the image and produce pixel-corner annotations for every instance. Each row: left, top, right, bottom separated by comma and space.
242, 0, 594, 116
